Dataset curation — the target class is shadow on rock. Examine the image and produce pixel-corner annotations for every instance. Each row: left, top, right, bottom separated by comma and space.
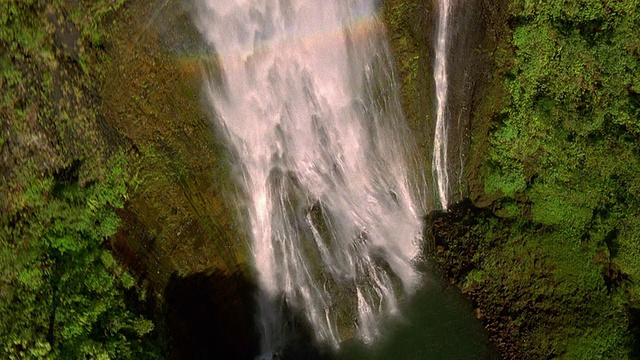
165, 268, 260, 359
164, 268, 334, 360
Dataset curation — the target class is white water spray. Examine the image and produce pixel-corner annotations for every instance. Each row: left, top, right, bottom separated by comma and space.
433, 0, 452, 209
194, 0, 424, 353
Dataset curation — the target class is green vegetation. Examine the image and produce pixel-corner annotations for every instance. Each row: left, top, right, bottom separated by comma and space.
5, 0, 639, 357
429, 0, 640, 358
1, 158, 161, 358
381, 0, 434, 167
2, 0, 251, 357
1, 0, 163, 357
483, 1, 640, 356
382, 0, 424, 125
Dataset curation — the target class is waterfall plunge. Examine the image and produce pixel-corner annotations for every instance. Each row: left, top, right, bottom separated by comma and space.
194, 0, 424, 353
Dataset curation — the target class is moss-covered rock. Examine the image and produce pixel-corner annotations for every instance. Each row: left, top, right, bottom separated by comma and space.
100, 0, 250, 289
426, 200, 634, 358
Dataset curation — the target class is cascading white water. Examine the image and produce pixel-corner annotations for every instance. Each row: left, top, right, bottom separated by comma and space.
433, 0, 452, 210
194, 0, 423, 353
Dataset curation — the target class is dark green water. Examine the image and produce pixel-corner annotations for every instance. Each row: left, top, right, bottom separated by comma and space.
281, 263, 496, 360
335, 266, 495, 359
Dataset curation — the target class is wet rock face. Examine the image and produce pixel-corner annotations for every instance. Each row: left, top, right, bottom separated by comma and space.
381, 0, 509, 208
459, 0, 511, 208
438, 0, 487, 204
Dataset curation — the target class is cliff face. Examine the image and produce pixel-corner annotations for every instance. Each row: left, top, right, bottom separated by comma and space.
101, 0, 500, 310
381, 0, 507, 208
400, 0, 640, 358
101, 0, 251, 289
78, 0, 640, 357
97, 0, 261, 355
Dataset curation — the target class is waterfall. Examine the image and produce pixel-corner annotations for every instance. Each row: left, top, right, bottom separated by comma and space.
194, 0, 424, 354
433, 0, 452, 209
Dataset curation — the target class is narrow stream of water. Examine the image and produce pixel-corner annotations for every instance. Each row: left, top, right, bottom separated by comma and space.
433, 0, 452, 210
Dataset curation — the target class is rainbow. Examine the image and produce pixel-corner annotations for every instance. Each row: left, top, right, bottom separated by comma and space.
176, 6, 386, 73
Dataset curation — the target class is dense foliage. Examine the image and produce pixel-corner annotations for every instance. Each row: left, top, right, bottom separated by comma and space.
1, 0, 162, 358
1, 159, 159, 358
3, 0, 639, 357
448, 0, 640, 358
